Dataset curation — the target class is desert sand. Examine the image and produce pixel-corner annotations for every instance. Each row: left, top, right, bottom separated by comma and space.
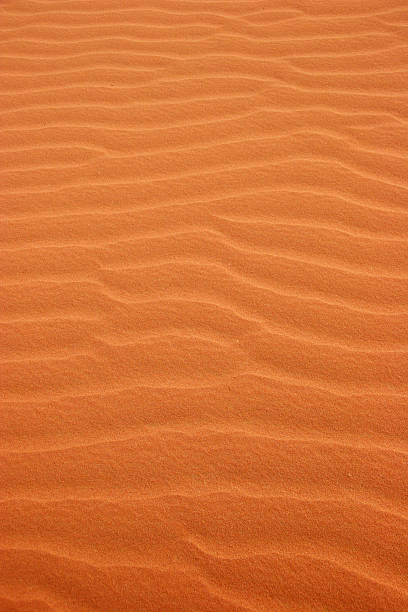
1, 0, 408, 610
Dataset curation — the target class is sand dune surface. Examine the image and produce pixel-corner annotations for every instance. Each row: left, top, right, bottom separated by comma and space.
1, 1, 408, 610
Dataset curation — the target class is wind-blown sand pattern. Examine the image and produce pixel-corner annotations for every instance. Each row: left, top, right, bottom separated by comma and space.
1, 0, 408, 610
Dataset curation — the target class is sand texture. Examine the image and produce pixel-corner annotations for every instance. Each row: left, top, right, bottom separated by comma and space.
1, 0, 408, 610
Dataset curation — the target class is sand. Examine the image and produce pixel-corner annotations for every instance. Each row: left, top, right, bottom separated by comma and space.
1, 0, 408, 610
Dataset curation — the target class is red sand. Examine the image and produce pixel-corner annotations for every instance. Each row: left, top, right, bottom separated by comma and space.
1, 1, 408, 610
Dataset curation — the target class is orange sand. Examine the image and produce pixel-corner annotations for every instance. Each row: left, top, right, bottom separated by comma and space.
1, 1, 408, 610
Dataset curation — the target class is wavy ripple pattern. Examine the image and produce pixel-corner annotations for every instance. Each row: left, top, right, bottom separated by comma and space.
1, 0, 408, 611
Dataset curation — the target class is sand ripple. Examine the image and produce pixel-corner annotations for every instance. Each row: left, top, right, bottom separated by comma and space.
1, 0, 407, 610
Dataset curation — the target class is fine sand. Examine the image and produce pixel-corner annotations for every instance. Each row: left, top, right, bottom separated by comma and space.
1, 1, 408, 611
